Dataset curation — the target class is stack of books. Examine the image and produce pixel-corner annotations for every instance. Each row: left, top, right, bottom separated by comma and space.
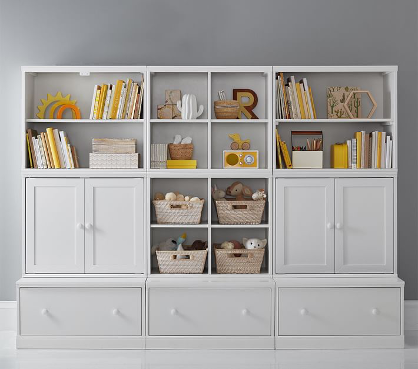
167, 160, 197, 169
26, 128, 79, 169
89, 77, 144, 120
275, 129, 292, 169
89, 138, 139, 169
150, 144, 168, 169
332, 131, 393, 169
276, 73, 317, 119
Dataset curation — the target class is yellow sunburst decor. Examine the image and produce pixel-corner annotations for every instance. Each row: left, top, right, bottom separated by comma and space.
36, 92, 78, 119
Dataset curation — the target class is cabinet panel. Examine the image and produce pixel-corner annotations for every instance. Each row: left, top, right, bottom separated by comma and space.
85, 178, 144, 273
335, 178, 393, 273
276, 179, 334, 273
148, 288, 272, 336
26, 178, 84, 273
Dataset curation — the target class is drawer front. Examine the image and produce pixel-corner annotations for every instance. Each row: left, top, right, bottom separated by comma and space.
279, 288, 400, 336
20, 288, 141, 336
148, 288, 272, 336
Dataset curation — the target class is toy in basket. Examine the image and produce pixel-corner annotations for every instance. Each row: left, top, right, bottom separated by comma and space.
152, 233, 208, 274
214, 237, 267, 274
153, 191, 204, 224
212, 182, 266, 225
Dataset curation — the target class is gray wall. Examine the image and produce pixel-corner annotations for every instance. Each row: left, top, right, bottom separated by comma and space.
0, 0, 417, 300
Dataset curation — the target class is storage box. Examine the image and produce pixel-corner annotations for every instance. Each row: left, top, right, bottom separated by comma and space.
156, 250, 207, 274
89, 153, 140, 169
214, 199, 265, 225
153, 199, 204, 224
292, 151, 323, 169
214, 246, 265, 274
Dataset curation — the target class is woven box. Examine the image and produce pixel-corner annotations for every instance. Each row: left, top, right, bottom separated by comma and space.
89, 153, 140, 169
153, 199, 204, 224
214, 100, 240, 119
168, 144, 193, 160
156, 250, 207, 274
214, 199, 265, 225
214, 246, 265, 274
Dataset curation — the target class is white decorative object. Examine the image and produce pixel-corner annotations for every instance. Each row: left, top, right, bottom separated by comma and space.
243, 238, 267, 250
181, 136, 193, 144
89, 153, 139, 169
177, 94, 204, 119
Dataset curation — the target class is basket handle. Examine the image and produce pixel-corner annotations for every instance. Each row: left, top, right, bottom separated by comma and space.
170, 204, 190, 210
231, 204, 249, 210
170, 254, 193, 260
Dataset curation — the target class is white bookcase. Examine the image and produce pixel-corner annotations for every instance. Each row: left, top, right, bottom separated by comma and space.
17, 65, 403, 350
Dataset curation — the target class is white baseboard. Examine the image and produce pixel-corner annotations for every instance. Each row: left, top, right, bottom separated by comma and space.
1, 300, 417, 333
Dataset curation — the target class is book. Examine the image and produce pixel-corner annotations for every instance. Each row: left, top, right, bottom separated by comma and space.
127, 83, 138, 119
40, 132, 51, 168
116, 82, 127, 119
102, 84, 113, 119
71, 146, 80, 168
167, 159, 197, 169
33, 137, 43, 168
300, 84, 309, 119
354, 132, 362, 169
92, 85, 101, 119
275, 128, 283, 169
279, 141, 292, 168
89, 85, 98, 119
289, 76, 301, 119
351, 138, 357, 169
295, 82, 305, 119
331, 143, 348, 168
381, 132, 386, 169
377, 131, 382, 168
47, 128, 61, 168
59, 131, 71, 168
309, 87, 317, 119
27, 129, 38, 168
280, 73, 290, 118
302, 78, 314, 118
97, 84, 108, 119
37, 135, 47, 168
361, 131, 366, 169
109, 80, 124, 119
122, 79, 133, 119
26, 134, 33, 168
43, 131, 54, 168
136, 76, 145, 119
346, 139, 352, 168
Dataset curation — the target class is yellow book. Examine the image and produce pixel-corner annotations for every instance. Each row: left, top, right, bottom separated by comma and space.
331, 143, 348, 168
97, 84, 108, 119
26, 133, 33, 168
92, 87, 101, 119
122, 79, 133, 119
46, 127, 61, 168
279, 141, 292, 168
355, 132, 362, 169
167, 159, 197, 169
109, 80, 124, 119
377, 131, 382, 168
304, 91, 311, 119
275, 129, 283, 169
309, 87, 317, 119
295, 83, 306, 119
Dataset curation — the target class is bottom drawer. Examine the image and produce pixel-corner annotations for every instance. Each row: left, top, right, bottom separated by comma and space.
20, 287, 142, 336
279, 288, 400, 336
148, 288, 272, 336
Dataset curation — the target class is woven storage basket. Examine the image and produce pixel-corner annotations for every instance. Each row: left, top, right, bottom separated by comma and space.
153, 199, 204, 224
168, 144, 194, 160
214, 199, 265, 225
156, 250, 207, 274
214, 100, 240, 119
214, 245, 265, 274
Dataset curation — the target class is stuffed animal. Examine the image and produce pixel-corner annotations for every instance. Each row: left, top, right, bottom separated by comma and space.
212, 185, 226, 201
226, 181, 253, 201
189, 240, 208, 250
165, 192, 177, 201
252, 189, 266, 201
230, 239, 243, 257
243, 238, 267, 250
151, 238, 177, 255
154, 192, 165, 200
190, 197, 200, 202
176, 233, 188, 259
176, 194, 185, 201
220, 241, 234, 250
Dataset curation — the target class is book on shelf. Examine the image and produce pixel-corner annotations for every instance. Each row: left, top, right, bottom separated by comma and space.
332, 131, 393, 169
167, 160, 197, 169
26, 128, 79, 169
151, 143, 168, 169
89, 77, 144, 120
275, 129, 292, 169
276, 73, 316, 119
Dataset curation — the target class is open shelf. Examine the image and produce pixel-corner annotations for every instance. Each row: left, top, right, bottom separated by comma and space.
275, 118, 392, 125
211, 222, 269, 228
150, 119, 208, 123
211, 119, 269, 123
27, 119, 144, 123
151, 223, 209, 228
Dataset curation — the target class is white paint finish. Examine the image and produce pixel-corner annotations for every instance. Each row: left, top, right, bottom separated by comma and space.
148, 288, 272, 336
26, 178, 84, 273
276, 178, 334, 273
85, 178, 144, 274
0, 301, 16, 331
278, 288, 400, 336
405, 300, 418, 331
335, 178, 394, 273
19, 288, 141, 336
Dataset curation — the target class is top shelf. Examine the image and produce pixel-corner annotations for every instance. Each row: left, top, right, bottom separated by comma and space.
26, 119, 144, 124
276, 118, 393, 125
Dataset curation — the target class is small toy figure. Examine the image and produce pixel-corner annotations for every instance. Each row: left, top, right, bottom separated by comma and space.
211, 185, 226, 201
252, 189, 266, 201
228, 133, 251, 150
243, 238, 267, 250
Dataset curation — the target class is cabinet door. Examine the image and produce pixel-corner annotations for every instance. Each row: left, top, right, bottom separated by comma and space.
335, 178, 394, 273
276, 178, 334, 273
85, 178, 144, 273
26, 178, 84, 273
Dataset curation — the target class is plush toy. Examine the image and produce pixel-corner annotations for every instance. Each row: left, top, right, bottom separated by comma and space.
243, 238, 267, 250
190, 197, 200, 202
173, 134, 182, 144
181, 136, 192, 144
252, 189, 266, 201
185, 196, 190, 201
211, 185, 226, 201
176, 232, 188, 259
176, 194, 185, 201
189, 240, 208, 250
220, 241, 234, 250
230, 239, 243, 257
226, 181, 253, 201
165, 192, 177, 201
151, 238, 177, 255
154, 192, 165, 200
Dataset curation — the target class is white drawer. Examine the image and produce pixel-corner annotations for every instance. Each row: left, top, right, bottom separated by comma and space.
278, 288, 400, 336
20, 288, 142, 336
148, 288, 272, 336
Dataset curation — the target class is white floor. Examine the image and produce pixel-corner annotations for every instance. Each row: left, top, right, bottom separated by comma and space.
0, 331, 417, 369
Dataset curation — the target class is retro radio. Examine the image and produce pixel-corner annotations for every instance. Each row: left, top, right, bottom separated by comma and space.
223, 150, 258, 168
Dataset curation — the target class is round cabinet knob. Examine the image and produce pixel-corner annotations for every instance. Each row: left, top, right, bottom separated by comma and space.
76, 223, 83, 230
242, 309, 249, 316
41, 308, 48, 316
336, 223, 342, 229
371, 308, 380, 316
170, 308, 178, 316
112, 309, 120, 316
85, 223, 93, 230
326, 222, 334, 229
300, 308, 308, 316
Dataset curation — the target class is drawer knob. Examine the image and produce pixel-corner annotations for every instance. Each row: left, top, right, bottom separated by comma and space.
336, 223, 342, 229
112, 309, 120, 316
326, 222, 334, 229
300, 308, 308, 316
76, 223, 83, 230
85, 223, 93, 230
242, 309, 249, 316
41, 308, 48, 316
371, 308, 380, 315
170, 308, 178, 316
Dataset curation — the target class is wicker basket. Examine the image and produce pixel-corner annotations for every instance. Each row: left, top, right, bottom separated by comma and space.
214, 100, 240, 119
214, 199, 265, 225
214, 245, 265, 274
156, 250, 207, 274
153, 199, 204, 224
168, 144, 194, 160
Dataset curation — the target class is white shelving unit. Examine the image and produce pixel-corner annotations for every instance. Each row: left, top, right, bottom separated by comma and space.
17, 65, 403, 350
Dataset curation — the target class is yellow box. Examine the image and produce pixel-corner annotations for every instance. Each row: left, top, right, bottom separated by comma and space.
331, 143, 348, 168
223, 150, 258, 168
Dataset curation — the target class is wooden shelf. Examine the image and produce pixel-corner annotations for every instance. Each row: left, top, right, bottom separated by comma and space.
26, 119, 144, 123
275, 118, 392, 124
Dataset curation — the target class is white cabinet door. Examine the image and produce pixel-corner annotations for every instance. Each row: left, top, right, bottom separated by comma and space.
335, 178, 394, 273
26, 178, 84, 273
85, 178, 144, 273
276, 178, 334, 273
